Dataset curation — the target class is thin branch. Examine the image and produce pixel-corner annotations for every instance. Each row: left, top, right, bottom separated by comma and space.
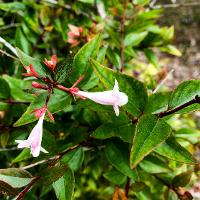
151, 2, 200, 9
0, 49, 19, 61
22, 144, 81, 170
5, 99, 30, 105
0, 23, 21, 31
16, 176, 40, 200
120, 0, 127, 72
0, 147, 18, 152
0, 36, 17, 56
158, 95, 200, 118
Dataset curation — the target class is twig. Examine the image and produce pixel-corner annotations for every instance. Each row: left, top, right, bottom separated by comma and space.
120, 0, 127, 72
0, 49, 19, 60
0, 23, 21, 31
0, 36, 17, 56
5, 99, 30, 105
0, 147, 18, 152
153, 69, 174, 94
151, 2, 200, 9
124, 177, 130, 198
158, 95, 200, 118
16, 176, 40, 200
22, 144, 81, 170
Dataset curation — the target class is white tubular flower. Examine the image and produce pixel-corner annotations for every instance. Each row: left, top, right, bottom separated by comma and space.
15, 113, 48, 157
75, 79, 128, 116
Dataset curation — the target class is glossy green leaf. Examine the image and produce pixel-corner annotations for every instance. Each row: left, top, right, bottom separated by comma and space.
130, 114, 171, 168
155, 137, 195, 164
91, 59, 148, 117
105, 142, 137, 180
16, 48, 50, 77
70, 34, 102, 87
53, 169, 75, 200
124, 31, 148, 46
169, 80, 200, 109
139, 155, 171, 174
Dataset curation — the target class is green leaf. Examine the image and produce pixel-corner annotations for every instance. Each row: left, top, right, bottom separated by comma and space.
172, 171, 192, 187
15, 28, 30, 54
139, 155, 171, 174
103, 168, 126, 185
0, 2, 25, 13
145, 92, 170, 114
39, 164, 68, 186
14, 90, 71, 126
16, 48, 50, 78
124, 31, 148, 47
53, 169, 75, 200
130, 114, 171, 168
0, 168, 32, 178
91, 59, 148, 117
61, 147, 84, 171
70, 34, 102, 87
12, 149, 32, 163
0, 77, 10, 99
169, 80, 200, 109
155, 137, 195, 164
159, 45, 182, 57
144, 49, 159, 68
0, 175, 33, 188
133, 0, 150, 6
91, 123, 134, 143
3, 75, 33, 101
105, 142, 137, 180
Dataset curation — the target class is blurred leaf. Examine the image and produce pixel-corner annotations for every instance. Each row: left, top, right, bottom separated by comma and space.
160, 45, 182, 57
106, 47, 120, 68
40, 6, 50, 26
0, 78, 10, 99
133, 0, 150, 6
15, 28, 30, 54
103, 168, 126, 185
155, 137, 195, 164
172, 171, 192, 188
112, 187, 128, 200
0, 132, 9, 148
130, 114, 171, 168
53, 169, 75, 200
169, 80, 200, 109
144, 48, 159, 68
0, 168, 32, 178
0, 2, 25, 12
105, 142, 137, 180
91, 59, 148, 117
124, 31, 148, 47
161, 26, 174, 41
14, 90, 71, 126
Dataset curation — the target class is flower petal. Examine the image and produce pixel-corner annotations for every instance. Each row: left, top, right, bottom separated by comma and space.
16, 140, 30, 148
40, 147, 49, 153
113, 105, 119, 116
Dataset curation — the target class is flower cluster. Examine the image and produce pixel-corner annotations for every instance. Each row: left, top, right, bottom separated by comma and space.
16, 55, 128, 157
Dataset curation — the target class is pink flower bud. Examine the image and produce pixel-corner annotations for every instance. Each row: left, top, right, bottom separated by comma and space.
23, 64, 39, 78
32, 81, 47, 89
43, 55, 57, 71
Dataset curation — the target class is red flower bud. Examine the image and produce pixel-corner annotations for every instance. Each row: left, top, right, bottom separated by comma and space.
32, 82, 47, 89
44, 55, 57, 71
23, 64, 39, 78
